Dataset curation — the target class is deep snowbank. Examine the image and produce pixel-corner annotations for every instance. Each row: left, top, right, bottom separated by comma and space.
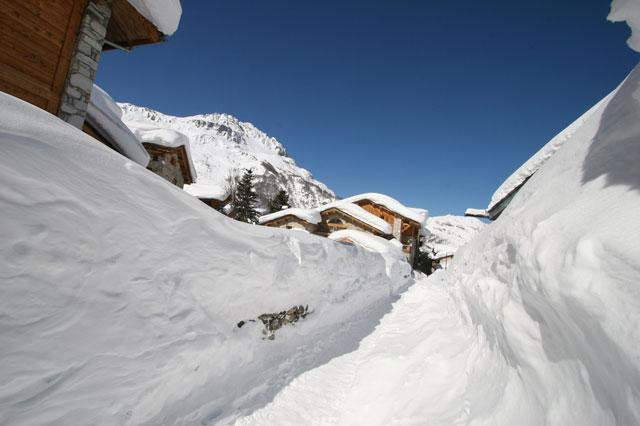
328, 230, 411, 285
238, 66, 640, 425
0, 93, 409, 424
424, 214, 486, 257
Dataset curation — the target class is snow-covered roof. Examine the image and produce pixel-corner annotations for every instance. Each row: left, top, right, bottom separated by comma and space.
126, 0, 182, 35
329, 230, 405, 261
608, 0, 640, 52
320, 201, 393, 235
86, 84, 150, 167
258, 200, 394, 234
465, 208, 489, 218
183, 183, 229, 200
131, 127, 197, 180
487, 92, 612, 212
341, 193, 428, 226
259, 208, 322, 225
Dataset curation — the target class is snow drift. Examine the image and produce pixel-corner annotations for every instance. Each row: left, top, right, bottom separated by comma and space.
328, 230, 411, 285
0, 93, 409, 425
238, 65, 640, 425
424, 214, 486, 258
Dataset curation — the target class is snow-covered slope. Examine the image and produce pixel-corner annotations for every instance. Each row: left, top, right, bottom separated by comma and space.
0, 93, 410, 425
237, 65, 640, 425
119, 104, 336, 209
424, 214, 486, 257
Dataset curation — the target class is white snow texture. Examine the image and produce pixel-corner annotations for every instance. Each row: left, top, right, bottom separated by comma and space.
424, 214, 486, 257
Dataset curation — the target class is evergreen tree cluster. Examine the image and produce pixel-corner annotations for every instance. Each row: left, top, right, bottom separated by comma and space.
231, 169, 260, 223
268, 190, 290, 213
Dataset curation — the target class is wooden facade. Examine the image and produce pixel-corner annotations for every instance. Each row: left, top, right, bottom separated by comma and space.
143, 143, 195, 189
316, 208, 388, 237
0, 0, 165, 118
353, 199, 422, 256
105, 0, 163, 49
0, 0, 88, 114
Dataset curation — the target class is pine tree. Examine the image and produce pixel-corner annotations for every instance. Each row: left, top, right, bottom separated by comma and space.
231, 168, 260, 223
268, 189, 290, 213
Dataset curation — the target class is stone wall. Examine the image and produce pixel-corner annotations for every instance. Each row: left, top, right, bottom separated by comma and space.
147, 151, 186, 188
58, 0, 112, 128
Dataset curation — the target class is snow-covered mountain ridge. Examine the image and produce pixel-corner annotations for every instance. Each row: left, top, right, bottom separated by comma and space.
119, 103, 336, 208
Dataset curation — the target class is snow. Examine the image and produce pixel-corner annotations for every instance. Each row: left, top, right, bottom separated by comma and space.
86, 84, 150, 166
183, 182, 229, 200
328, 230, 411, 285
608, 0, 640, 52
0, 92, 409, 424
464, 207, 488, 218
4, 4, 640, 423
320, 200, 393, 235
126, 0, 182, 36
424, 214, 486, 258
238, 64, 640, 425
341, 193, 428, 226
487, 91, 614, 212
259, 208, 322, 225
119, 104, 335, 209
129, 126, 197, 180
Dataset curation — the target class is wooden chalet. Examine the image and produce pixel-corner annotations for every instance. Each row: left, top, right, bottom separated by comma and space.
349, 197, 423, 258
315, 207, 390, 238
259, 193, 428, 264
0, 0, 179, 157
144, 142, 195, 188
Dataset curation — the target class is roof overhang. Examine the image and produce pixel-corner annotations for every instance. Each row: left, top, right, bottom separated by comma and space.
321, 207, 390, 237
354, 199, 423, 228
104, 0, 164, 50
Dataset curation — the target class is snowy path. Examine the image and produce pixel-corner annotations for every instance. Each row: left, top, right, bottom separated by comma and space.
236, 275, 481, 425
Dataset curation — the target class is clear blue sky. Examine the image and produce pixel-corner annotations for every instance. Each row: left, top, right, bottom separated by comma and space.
97, 0, 637, 216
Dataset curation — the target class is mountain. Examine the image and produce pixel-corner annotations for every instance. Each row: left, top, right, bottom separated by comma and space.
119, 103, 336, 209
